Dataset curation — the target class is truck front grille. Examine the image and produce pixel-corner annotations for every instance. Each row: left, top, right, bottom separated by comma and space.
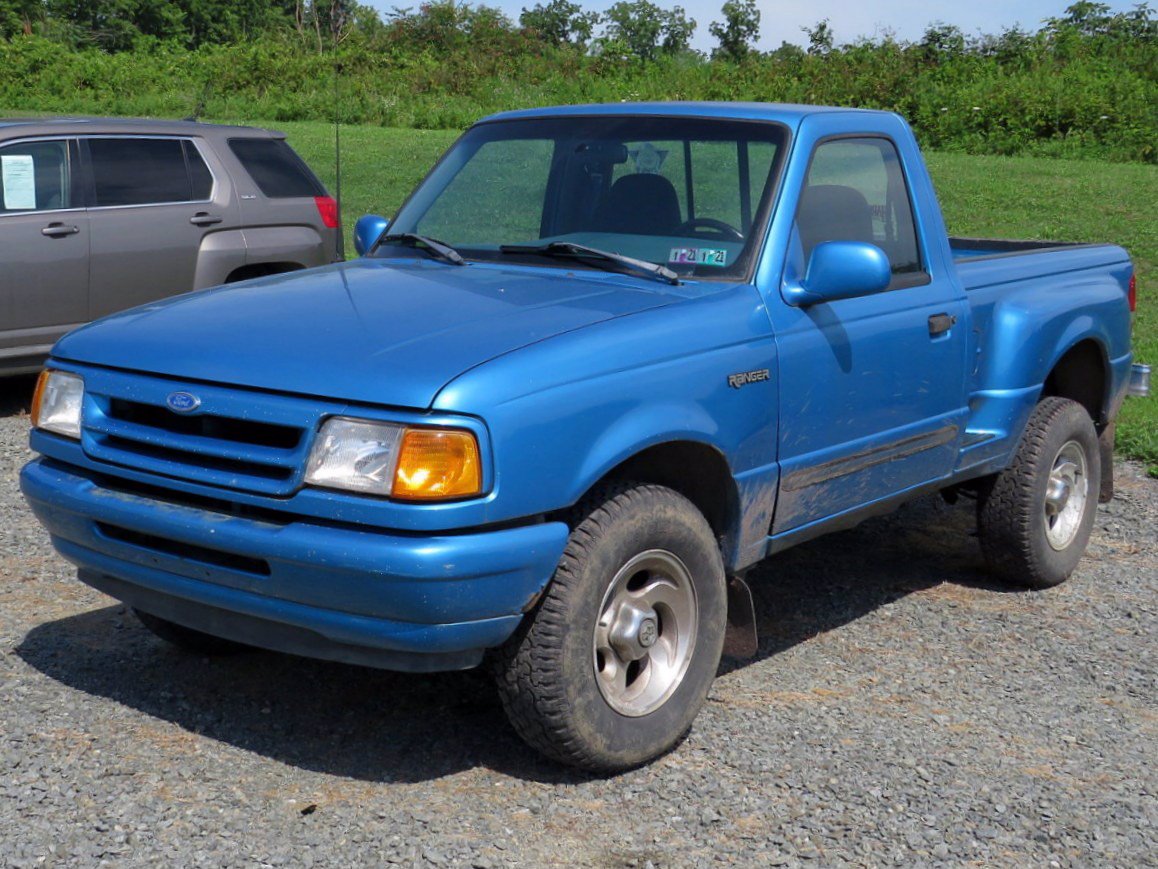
108, 398, 302, 448
78, 371, 323, 496
102, 435, 296, 482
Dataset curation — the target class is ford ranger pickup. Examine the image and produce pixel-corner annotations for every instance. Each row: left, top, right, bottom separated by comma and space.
21, 103, 1149, 771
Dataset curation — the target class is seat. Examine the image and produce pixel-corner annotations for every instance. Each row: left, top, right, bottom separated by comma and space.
797, 184, 875, 261
593, 173, 682, 236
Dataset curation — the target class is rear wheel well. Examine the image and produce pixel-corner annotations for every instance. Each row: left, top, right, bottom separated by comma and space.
1042, 340, 1108, 427
582, 442, 738, 552
224, 262, 305, 283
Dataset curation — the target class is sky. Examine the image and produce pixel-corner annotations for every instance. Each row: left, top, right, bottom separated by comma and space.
367, 0, 1139, 51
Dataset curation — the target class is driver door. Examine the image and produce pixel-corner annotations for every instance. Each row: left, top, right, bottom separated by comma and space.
769, 135, 970, 533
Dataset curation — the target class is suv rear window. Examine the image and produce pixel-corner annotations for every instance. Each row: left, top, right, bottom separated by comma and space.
228, 138, 325, 198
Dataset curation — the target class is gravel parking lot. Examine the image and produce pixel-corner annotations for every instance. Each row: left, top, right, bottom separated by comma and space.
1, 374, 1154, 868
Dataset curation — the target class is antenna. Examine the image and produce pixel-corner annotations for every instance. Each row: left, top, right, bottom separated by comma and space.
184, 79, 213, 123
331, 2, 346, 259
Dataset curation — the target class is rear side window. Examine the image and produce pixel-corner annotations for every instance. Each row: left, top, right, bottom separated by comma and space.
0, 139, 72, 213
88, 137, 214, 207
228, 138, 325, 198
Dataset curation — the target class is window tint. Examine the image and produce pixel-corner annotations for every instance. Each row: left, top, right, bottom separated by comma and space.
0, 140, 72, 213
798, 137, 922, 278
417, 139, 555, 244
89, 138, 193, 206
228, 138, 324, 198
184, 140, 213, 200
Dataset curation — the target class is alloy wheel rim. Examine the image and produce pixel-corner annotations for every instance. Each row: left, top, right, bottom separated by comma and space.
1044, 439, 1088, 551
592, 549, 698, 717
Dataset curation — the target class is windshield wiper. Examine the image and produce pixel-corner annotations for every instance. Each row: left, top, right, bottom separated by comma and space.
373, 232, 466, 266
499, 242, 680, 286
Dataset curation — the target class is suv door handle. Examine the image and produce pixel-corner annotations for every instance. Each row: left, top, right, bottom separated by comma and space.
928, 313, 957, 336
41, 222, 80, 237
189, 212, 223, 226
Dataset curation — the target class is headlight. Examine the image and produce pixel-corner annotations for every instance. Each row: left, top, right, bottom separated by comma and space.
31, 369, 84, 439
304, 416, 482, 501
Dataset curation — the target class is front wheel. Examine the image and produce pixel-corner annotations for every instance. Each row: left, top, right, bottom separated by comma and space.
493, 483, 727, 772
977, 397, 1101, 588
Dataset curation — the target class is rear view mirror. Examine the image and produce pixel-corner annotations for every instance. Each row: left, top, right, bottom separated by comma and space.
574, 141, 629, 164
784, 241, 892, 307
353, 214, 390, 256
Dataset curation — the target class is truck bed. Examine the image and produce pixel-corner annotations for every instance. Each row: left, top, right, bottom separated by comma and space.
950, 237, 1129, 293
950, 236, 1089, 261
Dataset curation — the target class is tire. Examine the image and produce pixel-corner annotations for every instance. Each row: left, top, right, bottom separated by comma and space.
493, 483, 727, 772
134, 609, 251, 656
977, 397, 1101, 589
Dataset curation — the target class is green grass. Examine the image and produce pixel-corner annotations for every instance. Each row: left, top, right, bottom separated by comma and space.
147, 119, 1158, 470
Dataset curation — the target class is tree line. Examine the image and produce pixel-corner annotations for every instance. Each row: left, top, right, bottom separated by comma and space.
5, 0, 710, 54
0, 0, 743, 57
0, 1, 1154, 162
4, 0, 1151, 60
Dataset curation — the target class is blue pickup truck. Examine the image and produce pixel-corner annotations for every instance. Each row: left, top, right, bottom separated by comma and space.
22, 103, 1148, 771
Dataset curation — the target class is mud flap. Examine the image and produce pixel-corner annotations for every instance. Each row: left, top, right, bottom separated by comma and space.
723, 574, 758, 660
1099, 421, 1115, 504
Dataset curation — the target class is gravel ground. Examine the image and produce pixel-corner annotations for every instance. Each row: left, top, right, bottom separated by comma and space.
1, 374, 1155, 868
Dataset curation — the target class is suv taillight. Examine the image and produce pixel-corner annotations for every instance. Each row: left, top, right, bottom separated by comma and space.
1128, 274, 1136, 313
315, 196, 339, 229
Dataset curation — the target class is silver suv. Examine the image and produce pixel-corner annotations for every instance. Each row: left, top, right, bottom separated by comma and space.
0, 118, 340, 375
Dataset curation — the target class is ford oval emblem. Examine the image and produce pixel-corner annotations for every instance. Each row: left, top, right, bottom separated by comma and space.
166, 391, 201, 414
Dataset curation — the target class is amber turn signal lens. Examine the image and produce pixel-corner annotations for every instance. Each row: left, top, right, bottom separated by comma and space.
30, 369, 50, 428
392, 428, 482, 500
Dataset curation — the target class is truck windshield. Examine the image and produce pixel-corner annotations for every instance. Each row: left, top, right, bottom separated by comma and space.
381, 115, 788, 281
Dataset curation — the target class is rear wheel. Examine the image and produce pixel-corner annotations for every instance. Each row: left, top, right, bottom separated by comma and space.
977, 397, 1101, 588
493, 483, 727, 772
134, 609, 250, 656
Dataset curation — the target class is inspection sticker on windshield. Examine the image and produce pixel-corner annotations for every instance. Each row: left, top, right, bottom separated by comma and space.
669, 247, 728, 267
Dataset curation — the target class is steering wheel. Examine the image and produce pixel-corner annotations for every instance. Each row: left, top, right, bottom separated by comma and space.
676, 217, 744, 242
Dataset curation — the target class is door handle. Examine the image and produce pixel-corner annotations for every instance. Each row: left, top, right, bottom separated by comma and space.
41, 222, 80, 237
189, 212, 223, 226
928, 313, 957, 336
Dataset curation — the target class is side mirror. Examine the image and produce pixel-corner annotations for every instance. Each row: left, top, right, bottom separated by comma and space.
353, 214, 390, 257
784, 241, 892, 307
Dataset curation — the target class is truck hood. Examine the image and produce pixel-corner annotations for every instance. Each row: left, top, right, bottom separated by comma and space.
54, 259, 686, 409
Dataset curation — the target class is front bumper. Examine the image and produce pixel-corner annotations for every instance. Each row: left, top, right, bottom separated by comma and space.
21, 458, 569, 672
